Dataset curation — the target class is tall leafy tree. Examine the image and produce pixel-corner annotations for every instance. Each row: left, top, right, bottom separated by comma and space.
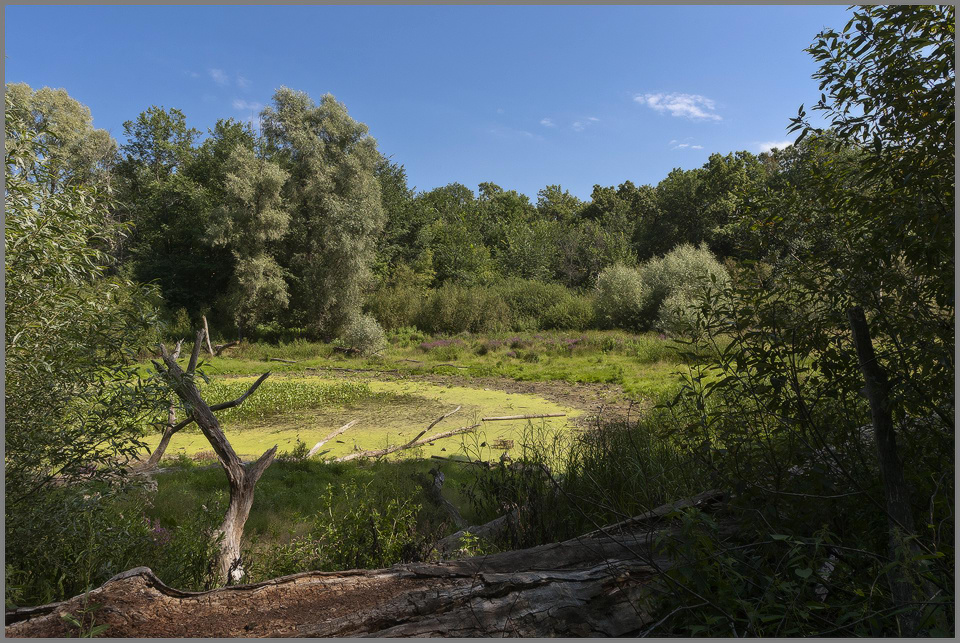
262, 88, 384, 337
114, 107, 233, 323
5, 83, 117, 192
5, 94, 163, 505
206, 142, 290, 335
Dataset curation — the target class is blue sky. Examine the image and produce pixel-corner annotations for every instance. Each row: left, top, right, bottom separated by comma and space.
6, 5, 852, 200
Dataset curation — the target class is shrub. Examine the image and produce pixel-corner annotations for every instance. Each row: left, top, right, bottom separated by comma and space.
386, 325, 426, 348
494, 279, 569, 323
416, 283, 512, 335
339, 314, 386, 355
639, 243, 729, 331
542, 293, 596, 330
594, 263, 649, 331
167, 307, 193, 340
365, 284, 423, 331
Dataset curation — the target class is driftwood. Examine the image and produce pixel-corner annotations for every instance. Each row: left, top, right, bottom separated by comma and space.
267, 357, 298, 364
436, 508, 520, 554
482, 413, 566, 422
154, 330, 276, 584
6, 490, 725, 638
305, 365, 401, 375
433, 362, 467, 369
307, 420, 358, 458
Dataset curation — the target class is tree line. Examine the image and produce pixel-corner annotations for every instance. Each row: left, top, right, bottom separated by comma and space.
7, 80, 801, 345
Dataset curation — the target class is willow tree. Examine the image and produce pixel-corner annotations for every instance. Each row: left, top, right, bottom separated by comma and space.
261, 88, 384, 338
5, 83, 117, 192
207, 142, 290, 335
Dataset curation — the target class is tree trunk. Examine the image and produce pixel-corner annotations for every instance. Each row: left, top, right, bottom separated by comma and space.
6, 491, 725, 638
155, 331, 276, 584
847, 306, 928, 636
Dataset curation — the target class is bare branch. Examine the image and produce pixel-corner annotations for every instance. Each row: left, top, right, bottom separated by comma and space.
425, 405, 461, 432
202, 315, 215, 356
482, 413, 566, 422
307, 420, 358, 458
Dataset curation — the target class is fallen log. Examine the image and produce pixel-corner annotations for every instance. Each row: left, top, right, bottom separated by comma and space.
267, 357, 298, 364
482, 413, 566, 422
5, 490, 726, 638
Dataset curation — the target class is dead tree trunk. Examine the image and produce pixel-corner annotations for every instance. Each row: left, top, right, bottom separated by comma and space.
154, 329, 276, 584
5, 491, 725, 638
847, 306, 930, 636
137, 371, 271, 472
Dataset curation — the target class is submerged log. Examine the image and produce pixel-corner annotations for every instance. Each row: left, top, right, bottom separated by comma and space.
6, 490, 725, 638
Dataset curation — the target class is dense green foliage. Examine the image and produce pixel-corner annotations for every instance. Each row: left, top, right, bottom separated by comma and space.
5, 96, 164, 506
4, 5, 953, 637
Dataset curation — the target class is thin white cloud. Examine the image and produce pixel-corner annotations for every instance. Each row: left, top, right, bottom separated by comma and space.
496, 108, 505, 114
489, 126, 539, 140
571, 116, 600, 132
184, 70, 200, 78
757, 140, 794, 153
670, 138, 704, 150
236, 75, 251, 89
232, 99, 263, 111
636, 92, 722, 121
540, 117, 556, 127
208, 68, 229, 86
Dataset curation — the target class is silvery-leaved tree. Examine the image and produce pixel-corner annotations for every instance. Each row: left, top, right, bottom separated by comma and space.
261, 87, 384, 339
207, 140, 291, 335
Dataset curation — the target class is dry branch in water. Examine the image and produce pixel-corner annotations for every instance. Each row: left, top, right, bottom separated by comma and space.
331, 423, 482, 463
307, 420, 358, 458
482, 413, 566, 422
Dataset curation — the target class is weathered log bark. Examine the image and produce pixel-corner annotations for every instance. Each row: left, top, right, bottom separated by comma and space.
6, 491, 725, 638
307, 420, 358, 458
847, 306, 930, 636
155, 330, 276, 584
